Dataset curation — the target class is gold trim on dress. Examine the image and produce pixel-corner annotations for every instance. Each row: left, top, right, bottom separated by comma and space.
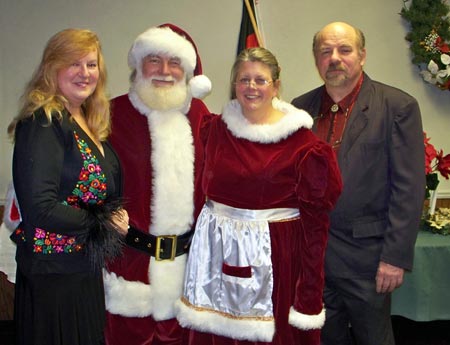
180, 296, 275, 322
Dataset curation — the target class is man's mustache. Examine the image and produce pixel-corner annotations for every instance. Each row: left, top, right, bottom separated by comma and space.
327, 64, 346, 73
150, 76, 176, 82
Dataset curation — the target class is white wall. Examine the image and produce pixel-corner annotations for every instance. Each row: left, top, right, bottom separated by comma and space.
1, 0, 449, 202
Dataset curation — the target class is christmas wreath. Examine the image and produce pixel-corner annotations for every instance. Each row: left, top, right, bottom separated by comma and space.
401, 0, 450, 90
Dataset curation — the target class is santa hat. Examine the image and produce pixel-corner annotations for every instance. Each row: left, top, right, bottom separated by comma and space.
128, 23, 212, 99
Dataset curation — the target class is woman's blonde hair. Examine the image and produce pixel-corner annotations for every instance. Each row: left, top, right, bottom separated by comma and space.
230, 47, 281, 99
7, 28, 110, 141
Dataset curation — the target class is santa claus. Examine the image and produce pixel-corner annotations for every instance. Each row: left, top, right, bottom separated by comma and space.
103, 24, 212, 345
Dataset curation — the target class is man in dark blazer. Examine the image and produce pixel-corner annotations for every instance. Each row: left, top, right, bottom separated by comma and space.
292, 22, 425, 345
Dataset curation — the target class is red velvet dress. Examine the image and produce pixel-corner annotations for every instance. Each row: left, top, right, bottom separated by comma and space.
176, 99, 342, 345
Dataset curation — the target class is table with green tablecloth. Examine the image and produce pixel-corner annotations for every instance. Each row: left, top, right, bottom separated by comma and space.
391, 230, 450, 321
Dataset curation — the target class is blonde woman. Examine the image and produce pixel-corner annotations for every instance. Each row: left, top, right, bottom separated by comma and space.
8, 28, 128, 345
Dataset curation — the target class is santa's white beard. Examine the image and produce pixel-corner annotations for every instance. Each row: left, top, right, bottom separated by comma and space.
134, 76, 188, 111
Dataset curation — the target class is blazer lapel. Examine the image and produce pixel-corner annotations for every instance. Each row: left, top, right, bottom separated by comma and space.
339, 82, 370, 157
308, 88, 325, 131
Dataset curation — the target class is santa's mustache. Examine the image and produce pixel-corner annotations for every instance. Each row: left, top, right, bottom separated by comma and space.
150, 75, 176, 83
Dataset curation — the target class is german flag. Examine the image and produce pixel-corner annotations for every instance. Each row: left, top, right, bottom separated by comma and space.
237, 0, 261, 54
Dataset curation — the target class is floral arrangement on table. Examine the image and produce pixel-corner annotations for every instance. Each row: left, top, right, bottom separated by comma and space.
422, 132, 450, 234
422, 208, 450, 235
401, 0, 450, 90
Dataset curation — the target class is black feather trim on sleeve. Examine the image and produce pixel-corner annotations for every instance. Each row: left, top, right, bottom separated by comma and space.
77, 197, 125, 270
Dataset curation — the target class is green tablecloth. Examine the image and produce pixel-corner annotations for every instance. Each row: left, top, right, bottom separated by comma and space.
391, 230, 450, 321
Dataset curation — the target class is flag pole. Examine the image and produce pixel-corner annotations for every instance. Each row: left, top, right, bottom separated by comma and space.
244, 0, 264, 47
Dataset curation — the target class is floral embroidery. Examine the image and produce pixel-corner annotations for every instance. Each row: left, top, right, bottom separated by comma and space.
69, 131, 107, 206
32, 131, 107, 254
33, 227, 82, 254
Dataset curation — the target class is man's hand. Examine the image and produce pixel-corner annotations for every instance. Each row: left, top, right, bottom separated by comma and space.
375, 261, 404, 293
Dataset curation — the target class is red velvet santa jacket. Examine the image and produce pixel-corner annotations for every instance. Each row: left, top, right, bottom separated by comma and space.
104, 92, 210, 320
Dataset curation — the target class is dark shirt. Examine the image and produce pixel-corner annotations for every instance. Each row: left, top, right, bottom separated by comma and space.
315, 74, 364, 153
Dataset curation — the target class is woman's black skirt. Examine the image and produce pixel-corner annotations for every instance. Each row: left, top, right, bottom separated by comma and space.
14, 268, 105, 345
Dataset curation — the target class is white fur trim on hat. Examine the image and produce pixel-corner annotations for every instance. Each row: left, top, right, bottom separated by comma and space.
128, 26, 197, 77
189, 74, 212, 99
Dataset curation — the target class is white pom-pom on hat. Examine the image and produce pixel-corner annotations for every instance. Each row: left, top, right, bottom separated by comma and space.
189, 75, 212, 99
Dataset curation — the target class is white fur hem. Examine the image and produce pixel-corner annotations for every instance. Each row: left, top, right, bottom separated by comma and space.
103, 270, 153, 317
149, 255, 186, 320
288, 306, 326, 330
175, 298, 275, 342
103, 254, 186, 320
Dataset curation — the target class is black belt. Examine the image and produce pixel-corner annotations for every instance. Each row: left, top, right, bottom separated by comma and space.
126, 226, 193, 261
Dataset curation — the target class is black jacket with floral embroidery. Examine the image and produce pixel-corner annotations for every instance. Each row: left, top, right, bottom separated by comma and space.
12, 108, 122, 275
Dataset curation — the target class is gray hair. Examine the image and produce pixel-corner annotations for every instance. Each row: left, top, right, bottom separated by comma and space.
230, 47, 281, 99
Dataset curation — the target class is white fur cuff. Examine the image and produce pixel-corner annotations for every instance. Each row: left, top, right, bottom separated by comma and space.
288, 306, 326, 330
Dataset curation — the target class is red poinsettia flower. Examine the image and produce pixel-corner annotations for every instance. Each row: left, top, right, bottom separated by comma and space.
436, 150, 450, 179
424, 132, 437, 174
436, 36, 450, 53
424, 132, 450, 179
441, 79, 450, 90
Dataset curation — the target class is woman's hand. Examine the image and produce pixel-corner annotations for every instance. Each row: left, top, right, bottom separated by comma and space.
111, 208, 129, 235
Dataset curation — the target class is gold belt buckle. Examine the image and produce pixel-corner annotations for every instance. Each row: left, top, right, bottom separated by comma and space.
155, 235, 177, 261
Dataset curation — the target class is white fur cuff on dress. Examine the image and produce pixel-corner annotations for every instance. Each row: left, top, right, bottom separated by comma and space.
288, 305, 326, 330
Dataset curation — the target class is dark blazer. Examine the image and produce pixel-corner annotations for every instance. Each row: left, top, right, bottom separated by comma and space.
292, 73, 425, 279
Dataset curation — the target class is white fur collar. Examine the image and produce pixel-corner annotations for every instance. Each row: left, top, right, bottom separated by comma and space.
128, 86, 192, 116
221, 98, 313, 143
